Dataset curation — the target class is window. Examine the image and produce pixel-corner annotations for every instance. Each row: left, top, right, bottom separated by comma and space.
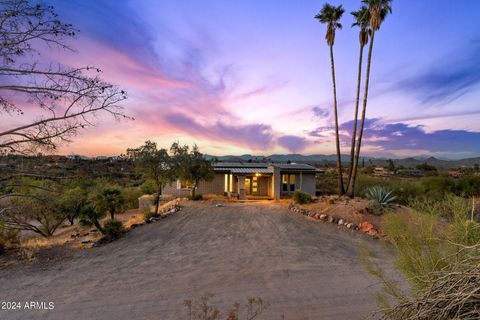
282, 174, 288, 192
229, 174, 233, 192
289, 174, 296, 192
178, 179, 193, 189
224, 174, 228, 193
224, 174, 233, 193
252, 176, 258, 193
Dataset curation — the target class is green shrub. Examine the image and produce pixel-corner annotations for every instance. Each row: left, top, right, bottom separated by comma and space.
388, 179, 423, 204
140, 179, 157, 195
189, 194, 203, 201
122, 187, 143, 210
293, 190, 312, 204
366, 186, 396, 215
355, 174, 385, 196
103, 219, 125, 239
0, 222, 19, 253
142, 207, 154, 221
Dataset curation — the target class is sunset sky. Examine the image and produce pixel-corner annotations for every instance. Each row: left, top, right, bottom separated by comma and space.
39, 0, 480, 159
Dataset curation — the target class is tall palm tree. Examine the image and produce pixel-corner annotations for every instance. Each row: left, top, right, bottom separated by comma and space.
346, 0, 392, 197
347, 6, 370, 187
315, 3, 345, 195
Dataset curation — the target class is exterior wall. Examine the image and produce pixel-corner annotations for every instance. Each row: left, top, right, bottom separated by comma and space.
257, 176, 270, 196
279, 172, 316, 197
299, 173, 316, 196
162, 173, 225, 196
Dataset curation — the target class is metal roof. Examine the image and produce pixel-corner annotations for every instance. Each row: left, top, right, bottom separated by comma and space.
213, 162, 319, 173
230, 168, 273, 174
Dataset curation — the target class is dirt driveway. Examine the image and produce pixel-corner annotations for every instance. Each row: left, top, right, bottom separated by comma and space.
0, 201, 397, 320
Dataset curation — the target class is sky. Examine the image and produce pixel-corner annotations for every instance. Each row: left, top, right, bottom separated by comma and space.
22, 1, 480, 158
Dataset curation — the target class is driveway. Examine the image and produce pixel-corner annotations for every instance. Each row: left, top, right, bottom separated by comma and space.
0, 201, 396, 320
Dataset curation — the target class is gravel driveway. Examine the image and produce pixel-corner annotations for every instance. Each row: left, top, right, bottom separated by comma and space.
0, 201, 397, 320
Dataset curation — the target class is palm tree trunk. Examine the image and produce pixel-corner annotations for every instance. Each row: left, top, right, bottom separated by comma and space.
347, 30, 375, 197
329, 44, 345, 195
347, 43, 365, 190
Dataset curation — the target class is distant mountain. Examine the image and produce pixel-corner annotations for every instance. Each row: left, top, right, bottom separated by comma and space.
205, 154, 480, 169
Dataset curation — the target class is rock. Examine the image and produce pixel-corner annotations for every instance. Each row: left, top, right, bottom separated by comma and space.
81, 240, 91, 244
359, 221, 375, 233
346, 223, 353, 229
327, 216, 335, 224
130, 223, 140, 229
145, 219, 151, 224
367, 228, 379, 238
338, 219, 344, 225
320, 214, 328, 220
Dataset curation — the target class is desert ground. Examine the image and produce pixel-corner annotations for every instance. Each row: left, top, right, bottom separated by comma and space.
0, 201, 399, 320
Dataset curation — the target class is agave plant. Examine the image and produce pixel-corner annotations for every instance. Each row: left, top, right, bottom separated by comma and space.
366, 186, 396, 214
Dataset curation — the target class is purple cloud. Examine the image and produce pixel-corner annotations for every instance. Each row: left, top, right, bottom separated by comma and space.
164, 112, 274, 150
312, 106, 330, 118
277, 135, 309, 153
337, 119, 480, 155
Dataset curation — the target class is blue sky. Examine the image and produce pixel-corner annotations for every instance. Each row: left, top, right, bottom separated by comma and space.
45, 0, 480, 158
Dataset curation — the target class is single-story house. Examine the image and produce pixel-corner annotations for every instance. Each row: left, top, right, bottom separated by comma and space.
162, 162, 322, 199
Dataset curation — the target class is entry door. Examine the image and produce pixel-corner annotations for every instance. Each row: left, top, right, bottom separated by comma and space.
245, 178, 251, 195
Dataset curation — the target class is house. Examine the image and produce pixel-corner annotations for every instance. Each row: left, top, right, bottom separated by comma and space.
162, 162, 322, 199
396, 168, 423, 176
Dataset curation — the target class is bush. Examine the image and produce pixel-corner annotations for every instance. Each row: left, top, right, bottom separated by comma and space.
122, 187, 143, 210
140, 179, 157, 195
365, 186, 396, 215
293, 190, 312, 204
355, 174, 385, 196
0, 222, 19, 253
103, 219, 125, 239
388, 179, 423, 205
189, 194, 203, 201
142, 207, 154, 221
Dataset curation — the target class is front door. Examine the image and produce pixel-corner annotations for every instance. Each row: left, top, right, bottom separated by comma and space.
245, 178, 251, 195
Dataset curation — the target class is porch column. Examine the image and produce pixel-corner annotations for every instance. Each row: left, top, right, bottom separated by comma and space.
237, 175, 246, 200
270, 165, 281, 200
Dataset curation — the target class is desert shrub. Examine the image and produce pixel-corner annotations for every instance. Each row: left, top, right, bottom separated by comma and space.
142, 207, 154, 221
122, 187, 143, 210
365, 186, 396, 215
387, 180, 423, 204
140, 179, 157, 195
189, 194, 203, 201
93, 184, 125, 220
103, 219, 125, 239
420, 175, 455, 199
293, 190, 312, 204
59, 186, 88, 225
79, 205, 105, 234
453, 175, 480, 197
364, 196, 480, 319
315, 171, 338, 195
355, 174, 385, 196
0, 222, 20, 253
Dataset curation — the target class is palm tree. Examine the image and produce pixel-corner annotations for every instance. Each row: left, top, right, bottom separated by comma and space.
346, 0, 392, 197
347, 6, 370, 187
315, 3, 345, 195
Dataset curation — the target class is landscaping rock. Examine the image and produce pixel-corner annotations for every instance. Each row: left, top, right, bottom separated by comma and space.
327, 216, 335, 224
359, 221, 375, 233
320, 214, 328, 220
346, 223, 353, 229
81, 240, 91, 244
338, 219, 344, 226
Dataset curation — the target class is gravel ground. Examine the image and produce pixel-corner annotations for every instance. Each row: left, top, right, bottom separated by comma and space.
0, 201, 400, 320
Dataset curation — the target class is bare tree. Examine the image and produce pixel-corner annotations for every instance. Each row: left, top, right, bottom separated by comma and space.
0, 0, 129, 155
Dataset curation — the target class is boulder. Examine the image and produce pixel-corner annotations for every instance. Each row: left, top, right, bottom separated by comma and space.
359, 221, 375, 233
338, 219, 344, 225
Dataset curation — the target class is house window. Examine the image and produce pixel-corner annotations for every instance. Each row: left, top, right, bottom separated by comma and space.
289, 174, 296, 192
252, 176, 258, 193
282, 174, 288, 192
229, 174, 233, 192
224, 174, 233, 193
177, 179, 193, 189
224, 174, 228, 193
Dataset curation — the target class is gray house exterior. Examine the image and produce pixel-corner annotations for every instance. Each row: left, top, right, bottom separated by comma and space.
162, 162, 321, 200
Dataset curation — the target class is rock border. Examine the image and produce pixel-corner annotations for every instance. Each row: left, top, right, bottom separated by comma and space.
287, 203, 384, 239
